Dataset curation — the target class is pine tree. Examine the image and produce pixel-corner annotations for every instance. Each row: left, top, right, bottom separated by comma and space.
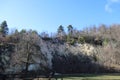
0, 21, 8, 36
57, 25, 64, 35
57, 25, 65, 39
67, 25, 73, 36
67, 25, 73, 43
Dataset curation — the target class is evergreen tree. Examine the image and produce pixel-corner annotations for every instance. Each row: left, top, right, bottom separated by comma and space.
57, 25, 64, 34
57, 25, 65, 39
67, 25, 73, 43
0, 21, 8, 36
20, 29, 26, 34
67, 25, 73, 35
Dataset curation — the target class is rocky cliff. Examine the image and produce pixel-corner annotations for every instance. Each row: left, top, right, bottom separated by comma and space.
1, 32, 120, 74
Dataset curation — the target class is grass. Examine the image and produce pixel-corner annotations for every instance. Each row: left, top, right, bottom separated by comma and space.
51, 73, 120, 80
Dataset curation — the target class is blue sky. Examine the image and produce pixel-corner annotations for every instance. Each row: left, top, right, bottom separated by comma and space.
0, 0, 120, 33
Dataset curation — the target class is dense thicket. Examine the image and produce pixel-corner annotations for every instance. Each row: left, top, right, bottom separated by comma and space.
1, 21, 120, 76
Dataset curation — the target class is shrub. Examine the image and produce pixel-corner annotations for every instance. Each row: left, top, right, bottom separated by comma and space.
103, 38, 109, 46
70, 38, 75, 45
78, 36, 85, 44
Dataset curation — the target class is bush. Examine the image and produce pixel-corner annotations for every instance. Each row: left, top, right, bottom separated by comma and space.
70, 38, 75, 45
78, 36, 85, 44
103, 38, 109, 46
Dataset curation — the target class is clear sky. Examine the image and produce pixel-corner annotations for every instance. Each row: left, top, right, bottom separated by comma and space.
0, 0, 120, 33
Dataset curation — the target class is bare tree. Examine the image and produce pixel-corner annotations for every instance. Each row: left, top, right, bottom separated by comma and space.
10, 30, 47, 73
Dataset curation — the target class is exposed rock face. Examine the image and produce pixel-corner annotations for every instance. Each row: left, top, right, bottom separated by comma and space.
0, 43, 14, 73
1, 36, 120, 74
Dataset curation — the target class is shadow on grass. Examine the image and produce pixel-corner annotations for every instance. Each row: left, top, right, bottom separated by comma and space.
52, 52, 120, 79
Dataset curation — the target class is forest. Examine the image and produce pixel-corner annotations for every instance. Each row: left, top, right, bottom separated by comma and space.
1, 20, 120, 78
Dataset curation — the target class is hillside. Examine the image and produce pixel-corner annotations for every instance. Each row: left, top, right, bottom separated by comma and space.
1, 21, 120, 75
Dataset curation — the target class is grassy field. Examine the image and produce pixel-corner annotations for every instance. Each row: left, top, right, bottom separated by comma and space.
51, 73, 120, 80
